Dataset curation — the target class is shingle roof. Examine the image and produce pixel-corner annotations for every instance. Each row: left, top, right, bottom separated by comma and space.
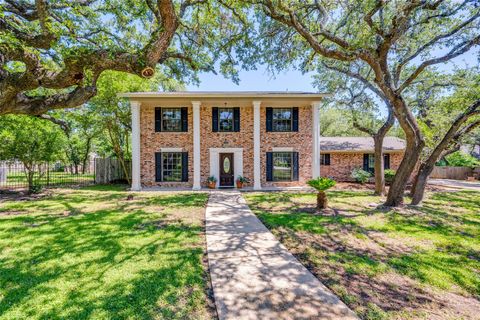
320, 137, 406, 152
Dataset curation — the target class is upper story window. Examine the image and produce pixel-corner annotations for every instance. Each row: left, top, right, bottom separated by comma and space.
266, 107, 299, 132
273, 108, 292, 131
212, 107, 240, 132
219, 108, 234, 132
155, 107, 188, 132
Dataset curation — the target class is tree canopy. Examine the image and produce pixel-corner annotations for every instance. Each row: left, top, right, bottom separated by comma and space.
0, 0, 253, 115
239, 0, 480, 206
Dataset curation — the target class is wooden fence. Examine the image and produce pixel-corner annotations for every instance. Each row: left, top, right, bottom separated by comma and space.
430, 166, 473, 180
95, 158, 131, 184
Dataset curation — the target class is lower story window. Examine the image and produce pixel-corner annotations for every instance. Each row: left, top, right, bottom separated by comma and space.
364, 153, 390, 173
162, 152, 183, 181
273, 152, 292, 181
156, 152, 188, 182
320, 153, 330, 165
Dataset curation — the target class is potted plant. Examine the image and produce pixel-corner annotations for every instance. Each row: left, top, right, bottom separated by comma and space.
236, 176, 250, 189
207, 176, 217, 189
307, 177, 336, 210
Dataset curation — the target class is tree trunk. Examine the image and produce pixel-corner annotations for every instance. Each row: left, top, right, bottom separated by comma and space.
410, 100, 480, 205
384, 99, 424, 207
317, 191, 327, 209
81, 137, 92, 174
373, 135, 385, 196
411, 163, 431, 205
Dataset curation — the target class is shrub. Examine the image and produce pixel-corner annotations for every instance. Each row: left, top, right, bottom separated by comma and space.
307, 177, 336, 209
207, 176, 217, 183
445, 151, 480, 168
384, 169, 396, 183
351, 168, 371, 184
307, 177, 336, 191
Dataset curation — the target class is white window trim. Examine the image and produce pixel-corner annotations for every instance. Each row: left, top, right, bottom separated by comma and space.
272, 147, 294, 152
160, 147, 183, 152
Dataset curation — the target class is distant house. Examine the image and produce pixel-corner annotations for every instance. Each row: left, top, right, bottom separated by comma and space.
320, 136, 406, 181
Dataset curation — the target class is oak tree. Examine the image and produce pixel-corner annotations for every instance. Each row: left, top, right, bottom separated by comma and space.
1, 0, 252, 115
241, 0, 479, 206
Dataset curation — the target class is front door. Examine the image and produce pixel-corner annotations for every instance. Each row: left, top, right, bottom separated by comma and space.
219, 153, 234, 187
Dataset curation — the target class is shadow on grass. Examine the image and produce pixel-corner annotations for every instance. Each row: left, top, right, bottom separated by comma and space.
245, 190, 480, 317
0, 191, 208, 319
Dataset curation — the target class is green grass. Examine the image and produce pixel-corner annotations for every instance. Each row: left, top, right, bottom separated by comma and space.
0, 185, 212, 320
245, 190, 480, 319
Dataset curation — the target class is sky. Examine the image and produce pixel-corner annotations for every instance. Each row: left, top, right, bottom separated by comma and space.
186, 67, 316, 92
186, 50, 478, 93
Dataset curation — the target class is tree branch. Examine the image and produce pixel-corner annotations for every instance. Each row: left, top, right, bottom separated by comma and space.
35, 114, 71, 134
254, 0, 357, 62
394, 11, 480, 84
398, 35, 480, 93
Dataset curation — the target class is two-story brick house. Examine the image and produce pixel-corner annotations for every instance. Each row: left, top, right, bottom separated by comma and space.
120, 91, 326, 190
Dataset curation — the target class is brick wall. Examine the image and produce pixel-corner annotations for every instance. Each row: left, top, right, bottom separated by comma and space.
260, 106, 313, 187
139, 106, 193, 187
199, 105, 254, 187
320, 152, 404, 181
139, 102, 315, 188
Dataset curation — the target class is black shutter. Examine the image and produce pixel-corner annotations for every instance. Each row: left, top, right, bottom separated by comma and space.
363, 154, 369, 172
292, 107, 299, 132
181, 107, 188, 132
155, 152, 162, 182
325, 153, 331, 165
292, 152, 299, 181
266, 152, 273, 181
155, 108, 162, 132
266, 107, 273, 132
181, 152, 188, 182
212, 107, 219, 132
233, 107, 240, 132
384, 154, 390, 170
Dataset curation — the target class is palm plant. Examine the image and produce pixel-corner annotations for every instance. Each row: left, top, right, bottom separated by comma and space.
307, 177, 336, 210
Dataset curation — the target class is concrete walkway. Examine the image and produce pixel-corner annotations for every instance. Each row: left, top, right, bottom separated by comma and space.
206, 191, 358, 320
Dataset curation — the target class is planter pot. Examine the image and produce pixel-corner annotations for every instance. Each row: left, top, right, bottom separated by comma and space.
208, 182, 216, 189
236, 181, 243, 189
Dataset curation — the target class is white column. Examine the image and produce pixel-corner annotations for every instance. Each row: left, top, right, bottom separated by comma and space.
131, 100, 142, 191
192, 101, 201, 190
253, 101, 262, 190
312, 101, 321, 179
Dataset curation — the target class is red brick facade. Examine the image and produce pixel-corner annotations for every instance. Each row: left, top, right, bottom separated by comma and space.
320, 152, 404, 181
138, 99, 315, 188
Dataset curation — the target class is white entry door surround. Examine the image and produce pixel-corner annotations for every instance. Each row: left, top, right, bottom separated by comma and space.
209, 148, 243, 188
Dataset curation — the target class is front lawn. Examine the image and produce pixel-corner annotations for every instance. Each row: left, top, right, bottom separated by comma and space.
244, 190, 480, 320
0, 185, 213, 320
